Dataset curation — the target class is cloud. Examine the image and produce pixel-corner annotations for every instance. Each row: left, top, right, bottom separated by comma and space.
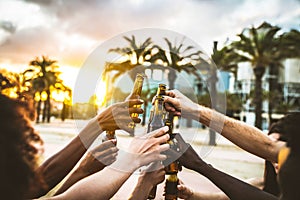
0, 0, 299, 69
0, 21, 16, 33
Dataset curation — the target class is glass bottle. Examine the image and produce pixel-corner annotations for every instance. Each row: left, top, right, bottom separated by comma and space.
164, 174, 179, 200
147, 87, 166, 199
128, 73, 145, 129
147, 83, 167, 132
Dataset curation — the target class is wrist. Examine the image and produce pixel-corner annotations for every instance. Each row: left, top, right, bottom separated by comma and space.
191, 104, 202, 121
110, 151, 140, 173
78, 117, 104, 147
194, 160, 212, 174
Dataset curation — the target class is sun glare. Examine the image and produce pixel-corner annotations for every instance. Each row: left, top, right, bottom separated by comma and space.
95, 79, 107, 107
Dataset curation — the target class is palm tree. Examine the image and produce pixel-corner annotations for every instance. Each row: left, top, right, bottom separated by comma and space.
150, 38, 203, 89
29, 55, 62, 123
204, 41, 239, 145
104, 35, 153, 83
230, 22, 281, 129
257, 28, 300, 124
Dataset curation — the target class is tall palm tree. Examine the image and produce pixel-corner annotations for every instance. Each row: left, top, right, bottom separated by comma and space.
205, 41, 239, 145
104, 35, 153, 82
230, 22, 281, 129
29, 55, 61, 123
267, 28, 300, 122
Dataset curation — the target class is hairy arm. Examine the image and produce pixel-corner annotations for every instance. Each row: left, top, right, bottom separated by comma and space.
164, 91, 282, 163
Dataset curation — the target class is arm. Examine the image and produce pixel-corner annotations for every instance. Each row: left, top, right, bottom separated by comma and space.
46, 126, 170, 200
177, 138, 278, 200
54, 140, 118, 195
164, 90, 282, 162
28, 99, 143, 198
177, 180, 229, 200
129, 162, 165, 200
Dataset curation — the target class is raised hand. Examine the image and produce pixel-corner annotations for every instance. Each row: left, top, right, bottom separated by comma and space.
97, 99, 144, 134
177, 180, 194, 200
129, 162, 166, 200
112, 126, 170, 173
164, 89, 200, 120
78, 140, 118, 175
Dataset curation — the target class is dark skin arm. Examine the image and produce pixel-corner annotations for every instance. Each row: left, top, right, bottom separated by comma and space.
174, 134, 278, 200
26, 99, 143, 198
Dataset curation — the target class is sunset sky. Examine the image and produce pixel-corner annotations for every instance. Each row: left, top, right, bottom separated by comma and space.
0, 0, 299, 91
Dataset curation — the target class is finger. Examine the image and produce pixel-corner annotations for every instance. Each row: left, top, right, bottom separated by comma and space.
164, 102, 176, 112
157, 143, 170, 153
146, 126, 169, 138
165, 90, 176, 98
98, 152, 118, 164
131, 117, 142, 123
155, 134, 170, 145
128, 107, 144, 114
94, 147, 118, 158
163, 96, 180, 109
95, 140, 116, 150
126, 99, 144, 107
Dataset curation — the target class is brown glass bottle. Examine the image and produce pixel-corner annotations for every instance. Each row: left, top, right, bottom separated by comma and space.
165, 174, 179, 200
147, 86, 166, 199
128, 73, 145, 129
164, 112, 179, 200
102, 130, 117, 144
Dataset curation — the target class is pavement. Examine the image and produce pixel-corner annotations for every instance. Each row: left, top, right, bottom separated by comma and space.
34, 119, 265, 199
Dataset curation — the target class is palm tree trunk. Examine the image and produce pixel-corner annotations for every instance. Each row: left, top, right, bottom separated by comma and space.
46, 90, 51, 123
268, 64, 279, 125
36, 94, 42, 123
208, 69, 218, 146
42, 100, 47, 123
168, 68, 177, 90
253, 66, 265, 129
142, 100, 148, 126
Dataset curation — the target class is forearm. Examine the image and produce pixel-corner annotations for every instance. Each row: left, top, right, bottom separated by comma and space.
30, 117, 103, 198
54, 168, 89, 195
195, 105, 280, 162
190, 192, 229, 200
50, 154, 138, 200
193, 162, 277, 200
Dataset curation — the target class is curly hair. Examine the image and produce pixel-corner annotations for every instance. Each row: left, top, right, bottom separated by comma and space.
0, 93, 44, 200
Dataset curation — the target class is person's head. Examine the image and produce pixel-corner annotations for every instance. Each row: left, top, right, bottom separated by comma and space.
0, 93, 44, 200
272, 113, 300, 200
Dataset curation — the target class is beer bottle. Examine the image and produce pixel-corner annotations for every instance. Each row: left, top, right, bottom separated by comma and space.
147, 83, 167, 133
128, 73, 145, 129
165, 174, 179, 200
164, 112, 179, 200
102, 130, 116, 144
147, 86, 166, 200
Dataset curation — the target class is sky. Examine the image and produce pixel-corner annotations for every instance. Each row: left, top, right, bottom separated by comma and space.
0, 0, 299, 90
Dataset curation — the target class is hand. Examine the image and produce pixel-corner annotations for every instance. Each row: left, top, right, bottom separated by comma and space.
112, 126, 170, 172
129, 162, 165, 200
177, 180, 194, 199
97, 99, 143, 134
78, 140, 118, 175
139, 162, 166, 187
164, 89, 200, 120
172, 133, 206, 171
